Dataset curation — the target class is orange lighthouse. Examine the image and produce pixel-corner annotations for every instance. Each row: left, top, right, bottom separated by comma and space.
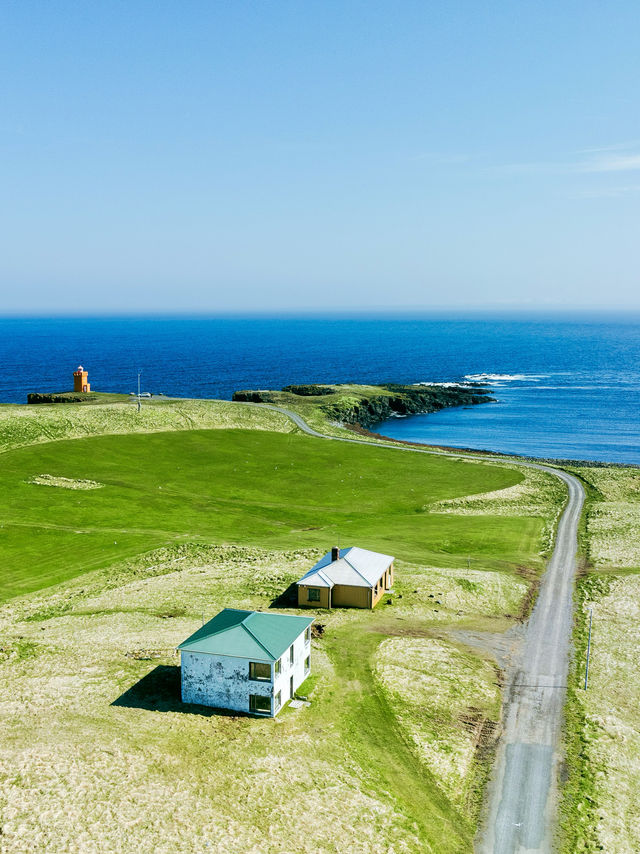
73, 365, 91, 393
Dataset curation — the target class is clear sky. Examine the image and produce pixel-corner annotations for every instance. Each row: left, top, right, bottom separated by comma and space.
1, 1, 639, 314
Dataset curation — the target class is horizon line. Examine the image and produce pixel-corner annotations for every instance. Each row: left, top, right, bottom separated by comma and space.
1, 307, 640, 321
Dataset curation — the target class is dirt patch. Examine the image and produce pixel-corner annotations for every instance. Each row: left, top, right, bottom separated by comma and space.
515, 579, 539, 622
27, 474, 104, 490
125, 649, 174, 661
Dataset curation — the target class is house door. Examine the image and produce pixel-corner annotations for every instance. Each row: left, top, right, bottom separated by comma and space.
290, 675, 294, 699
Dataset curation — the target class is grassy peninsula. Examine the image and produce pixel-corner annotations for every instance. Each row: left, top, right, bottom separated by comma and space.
0, 391, 564, 852
233, 381, 494, 435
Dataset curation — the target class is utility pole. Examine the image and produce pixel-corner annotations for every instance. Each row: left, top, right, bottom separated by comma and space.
137, 370, 142, 412
584, 608, 593, 690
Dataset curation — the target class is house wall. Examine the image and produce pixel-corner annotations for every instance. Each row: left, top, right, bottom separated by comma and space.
332, 564, 394, 608
273, 628, 311, 713
180, 628, 311, 717
297, 584, 330, 608
331, 584, 372, 608
180, 650, 272, 714
297, 561, 395, 610
371, 583, 386, 608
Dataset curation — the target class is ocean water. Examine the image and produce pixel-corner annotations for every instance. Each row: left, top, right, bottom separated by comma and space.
0, 315, 638, 464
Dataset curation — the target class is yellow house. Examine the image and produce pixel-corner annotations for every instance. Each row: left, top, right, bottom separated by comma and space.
296, 546, 395, 609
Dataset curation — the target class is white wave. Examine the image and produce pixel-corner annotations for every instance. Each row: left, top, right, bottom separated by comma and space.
414, 381, 473, 388
464, 373, 549, 382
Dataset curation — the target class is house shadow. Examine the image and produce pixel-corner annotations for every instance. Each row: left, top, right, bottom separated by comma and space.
111, 665, 243, 718
270, 582, 297, 609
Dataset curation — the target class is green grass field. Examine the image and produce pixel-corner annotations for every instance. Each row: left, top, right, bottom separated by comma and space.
0, 398, 566, 853
0, 427, 544, 603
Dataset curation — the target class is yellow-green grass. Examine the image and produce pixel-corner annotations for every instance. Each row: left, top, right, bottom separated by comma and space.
252, 383, 397, 440
0, 544, 527, 854
560, 465, 640, 852
569, 466, 640, 567
0, 428, 547, 604
0, 396, 294, 455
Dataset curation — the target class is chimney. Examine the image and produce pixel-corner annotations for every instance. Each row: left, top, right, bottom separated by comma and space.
331, 546, 340, 562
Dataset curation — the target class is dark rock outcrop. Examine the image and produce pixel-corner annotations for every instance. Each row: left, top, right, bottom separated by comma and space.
322, 384, 494, 429
232, 382, 494, 428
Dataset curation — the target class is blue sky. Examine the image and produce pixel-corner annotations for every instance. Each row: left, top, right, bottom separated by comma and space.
1, 1, 639, 314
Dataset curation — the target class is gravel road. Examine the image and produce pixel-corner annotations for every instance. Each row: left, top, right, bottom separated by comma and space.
241, 402, 585, 853
477, 469, 584, 854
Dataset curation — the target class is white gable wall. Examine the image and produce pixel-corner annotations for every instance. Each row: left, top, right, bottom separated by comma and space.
273, 627, 311, 713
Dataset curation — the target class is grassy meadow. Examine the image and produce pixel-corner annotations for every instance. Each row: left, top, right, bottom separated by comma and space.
0, 544, 528, 854
0, 396, 565, 852
560, 465, 640, 853
0, 425, 544, 603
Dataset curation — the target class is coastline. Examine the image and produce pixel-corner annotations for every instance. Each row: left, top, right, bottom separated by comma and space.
351, 422, 638, 468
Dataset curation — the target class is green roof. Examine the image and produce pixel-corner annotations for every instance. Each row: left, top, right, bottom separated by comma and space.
177, 609, 314, 661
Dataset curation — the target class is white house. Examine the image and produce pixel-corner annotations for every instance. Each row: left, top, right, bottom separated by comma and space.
177, 608, 314, 717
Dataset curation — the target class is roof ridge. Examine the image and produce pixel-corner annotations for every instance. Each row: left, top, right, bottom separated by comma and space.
241, 615, 277, 659
179, 609, 249, 648
341, 554, 374, 586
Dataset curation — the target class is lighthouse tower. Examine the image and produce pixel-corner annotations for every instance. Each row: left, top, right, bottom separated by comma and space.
73, 366, 90, 393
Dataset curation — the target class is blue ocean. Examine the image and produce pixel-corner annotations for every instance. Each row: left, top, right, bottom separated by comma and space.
0, 315, 639, 464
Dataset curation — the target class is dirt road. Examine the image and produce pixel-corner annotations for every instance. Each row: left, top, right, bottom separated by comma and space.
476, 469, 584, 853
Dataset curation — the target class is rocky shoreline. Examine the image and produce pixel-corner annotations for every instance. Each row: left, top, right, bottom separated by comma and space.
233, 382, 494, 429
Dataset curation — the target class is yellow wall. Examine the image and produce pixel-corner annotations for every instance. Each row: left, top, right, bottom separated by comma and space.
297, 585, 330, 608
297, 562, 395, 610
331, 584, 371, 608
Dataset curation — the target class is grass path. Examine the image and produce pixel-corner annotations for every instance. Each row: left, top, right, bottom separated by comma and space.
330, 621, 474, 853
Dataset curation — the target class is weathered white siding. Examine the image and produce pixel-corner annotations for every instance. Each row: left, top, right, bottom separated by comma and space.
272, 628, 311, 713
180, 627, 311, 717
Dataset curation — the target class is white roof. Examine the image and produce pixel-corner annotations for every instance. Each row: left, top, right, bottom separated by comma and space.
297, 547, 394, 589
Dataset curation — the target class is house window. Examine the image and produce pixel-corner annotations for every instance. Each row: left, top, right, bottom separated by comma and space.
289, 644, 294, 665
304, 655, 310, 673
249, 661, 271, 682
308, 588, 320, 602
274, 658, 281, 676
274, 690, 282, 711
249, 694, 271, 715
305, 627, 311, 644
